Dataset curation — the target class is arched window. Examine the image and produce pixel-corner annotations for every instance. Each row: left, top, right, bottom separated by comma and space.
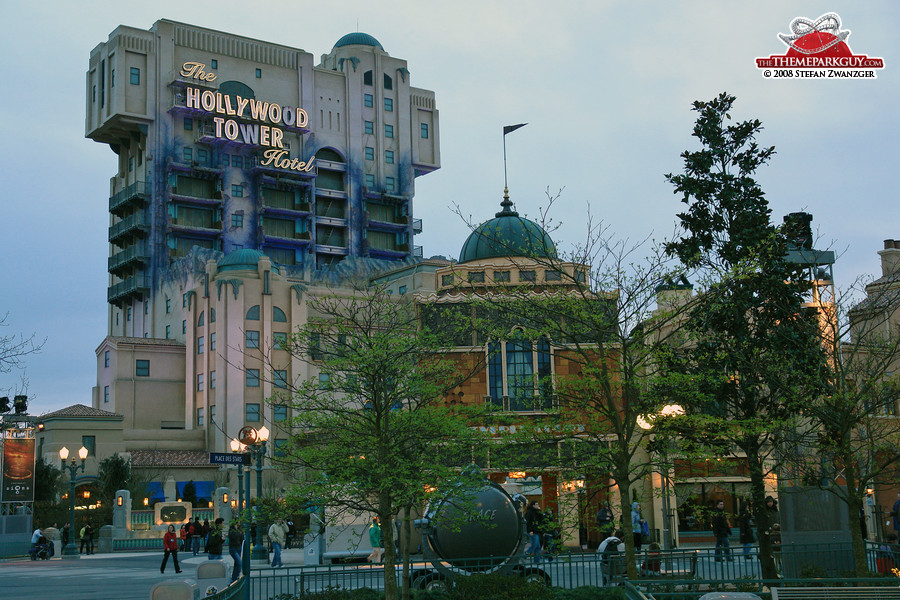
219, 81, 255, 116
246, 305, 260, 321
316, 148, 344, 163
273, 306, 287, 322
197, 311, 205, 327
210, 308, 216, 323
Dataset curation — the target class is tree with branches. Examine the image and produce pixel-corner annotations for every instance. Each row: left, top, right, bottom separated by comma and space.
662, 92, 829, 580
274, 281, 486, 600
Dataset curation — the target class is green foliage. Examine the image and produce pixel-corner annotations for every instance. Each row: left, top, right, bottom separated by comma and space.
181, 480, 198, 505
448, 574, 555, 600
34, 457, 62, 503
97, 453, 131, 502
275, 584, 628, 600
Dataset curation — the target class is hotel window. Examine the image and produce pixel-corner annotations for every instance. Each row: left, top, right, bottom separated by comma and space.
220, 154, 230, 168
82, 436, 96, 457
126, 307, 132, 321
130, 67, 140, 85
364, 70, 373, 85
384, 74, 393, 90
92, 85, 96, 102
421, 123, 429, 139
519, 270, 536, 282
104, 351, 110, 368
255, 68, 262, 78
274, 370, 288, 389
210, 332, 216, 351
274, 307, 287, 322
364, 93, 373, 107
197, 373, 205, 392
183, 147, 192, 163
246, 305, 260, 320
468, 271, 485, 283
385, 177, 396, 192
183, 293, 189, 307
104, 386, 109, 404
210, 370, 216, 390
211, 59, 218, 69
231, 213, 243, 228
183, 320, 187, 334
441, 274, 454, 286
231, 184, 243, 197
365, 147, 374, 160
210, 308, 216, 323
165, 298, 171, 313
545, 270, 562, 282
399, 285, 407, 295
274, 438, 287, 457
246, 403, 260, 422
165, 325, 171, 339
198, 311, 205, 326
129, 157, 134, 172
232, 155, 243, 168
384, 98, 393, 112
384, 124, 394, 138
385, 150, 394, 164
197, 408, 204, 426
197, 148, 208, 165
487, 335, 553, 411
365, 174, 375, 188
111, 69, 115, 87
494, 270, 511, 283
364, 121, 374, 135
144, 302, 149, 315
246, 369, 260, 387
184, 118, 193, 131
274, 332, 288, 350
210, 405, 216, 423
135, 359, 150, 377
318, 373, 330, 389
245, 330, 260, 349
197, 336, 205, 354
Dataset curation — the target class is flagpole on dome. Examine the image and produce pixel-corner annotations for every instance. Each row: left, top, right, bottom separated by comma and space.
502, 123, 527, 213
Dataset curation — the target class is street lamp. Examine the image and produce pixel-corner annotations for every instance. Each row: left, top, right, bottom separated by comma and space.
58, 445, 89, 558
639, 405, 684, 550
232, 425, 269, 565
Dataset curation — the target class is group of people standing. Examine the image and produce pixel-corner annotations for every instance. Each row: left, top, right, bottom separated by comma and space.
162, 517, 244, 582
595, 502, 649, 552
524, 500, 561, 563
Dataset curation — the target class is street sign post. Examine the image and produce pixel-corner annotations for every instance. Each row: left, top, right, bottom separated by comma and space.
209, 452, 250, 465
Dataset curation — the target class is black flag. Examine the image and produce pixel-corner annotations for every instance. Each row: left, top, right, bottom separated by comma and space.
503, 123, 527, 135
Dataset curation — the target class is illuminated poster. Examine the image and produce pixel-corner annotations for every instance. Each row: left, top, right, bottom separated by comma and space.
2, 437, 36, 502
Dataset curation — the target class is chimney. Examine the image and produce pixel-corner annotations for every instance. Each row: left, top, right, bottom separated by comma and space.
879, 239, 900, 276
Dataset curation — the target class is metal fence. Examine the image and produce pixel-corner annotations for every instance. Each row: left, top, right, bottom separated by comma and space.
245, 542, 900, 599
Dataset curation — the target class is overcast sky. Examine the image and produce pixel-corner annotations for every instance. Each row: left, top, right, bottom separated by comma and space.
1, 1, 897, 415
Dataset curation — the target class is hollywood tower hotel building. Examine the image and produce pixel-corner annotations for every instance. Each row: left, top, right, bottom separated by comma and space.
84, 21, 440, 453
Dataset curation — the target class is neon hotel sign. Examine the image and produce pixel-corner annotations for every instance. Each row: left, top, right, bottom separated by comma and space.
180, 62, 314, 173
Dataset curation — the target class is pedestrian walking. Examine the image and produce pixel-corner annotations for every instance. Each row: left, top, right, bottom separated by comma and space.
268, 518, 287, 568
596, 502, 615, 538
161, 524, 182, 574
228, 521, 244, 582
80, 522, 94, 555
285, 519, 295, 549
61, 523, 70, 552
524, 501, 543, 564
191, 517, 202, 556
738, 506, 755, 560
179, 522, 189, 552
631, 502, 643, 552
712, 500, 733, 562
202, 519, 210, 553
207, 518, 225, 560
366, 517, 384, 563
892, 492, 900, 538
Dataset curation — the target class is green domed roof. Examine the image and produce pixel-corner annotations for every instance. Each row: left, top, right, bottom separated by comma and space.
334, 32, 384, 51
218, 249, 276, 273
458, 193, 557, 263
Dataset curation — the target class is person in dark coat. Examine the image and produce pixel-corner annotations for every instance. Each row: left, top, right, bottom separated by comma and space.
596, 502, 615, 538
712, 500, 733, 562
738, 506, 755, 560
207, 518, 225, 559
61, 523, 70, 552
202, 519, 210, 552
228, 521, 243, 583
524, 501, 543, 564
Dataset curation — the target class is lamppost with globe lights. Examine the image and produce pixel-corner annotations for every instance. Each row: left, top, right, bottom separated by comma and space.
231, 425, 269, 566
638, 404, 684, 550
58, 445, 89, 558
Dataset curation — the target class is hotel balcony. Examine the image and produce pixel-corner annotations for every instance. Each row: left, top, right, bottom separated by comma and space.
108, 241, 149, 276
109, 181, 150, 217
109, 212, 150, 245
413, 218, 423, 235
108, 274, 149, 304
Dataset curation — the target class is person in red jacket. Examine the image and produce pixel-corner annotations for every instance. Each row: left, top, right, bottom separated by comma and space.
161, 525, 183, 574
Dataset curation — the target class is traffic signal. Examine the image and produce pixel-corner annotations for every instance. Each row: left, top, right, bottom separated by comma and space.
13, 395, 27, 414
0, 397, 9, 413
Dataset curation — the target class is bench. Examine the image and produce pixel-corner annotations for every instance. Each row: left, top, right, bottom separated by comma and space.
640, 550, 698, 579
771, 587, 900, 599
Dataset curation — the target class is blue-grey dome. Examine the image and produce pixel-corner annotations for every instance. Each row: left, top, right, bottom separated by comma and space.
218, 249, 278, 273
458, 194, 556, 264
334, 32, 384, 51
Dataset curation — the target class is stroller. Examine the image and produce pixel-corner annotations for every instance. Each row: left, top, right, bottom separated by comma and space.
29, 536, 51, 561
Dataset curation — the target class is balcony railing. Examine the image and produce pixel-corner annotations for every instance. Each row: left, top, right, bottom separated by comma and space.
108, 241, 149, 273
109, 213, 150, 243
108, 274, 149, 303
109, 181, 150, 215
413, 218, 423, 234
